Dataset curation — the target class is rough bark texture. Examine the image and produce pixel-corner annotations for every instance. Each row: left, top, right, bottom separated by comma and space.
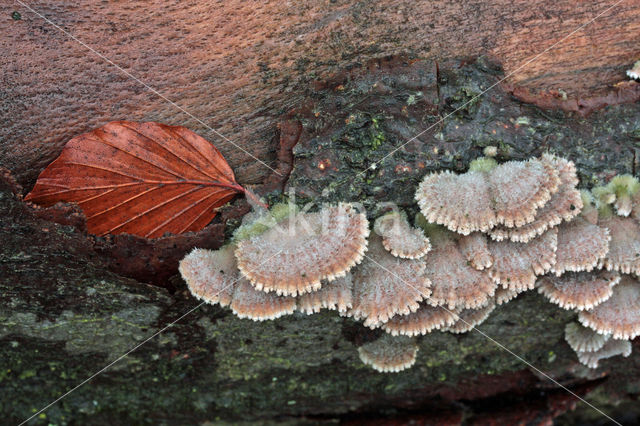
2, 1, 640, 425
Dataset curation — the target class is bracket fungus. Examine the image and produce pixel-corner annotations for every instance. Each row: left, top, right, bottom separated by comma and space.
538, 271, 620, 311
488, 155, 582, 243
494, 287, 524, 305
373, 211, 431, 259
235, 203, 369, 296
564, 322, 610, 353
415, 156, 559, 235
488, 228, 558, 291
607, 175, 640, 217
598, 215, 640, 274
552, 216, 610, 275
297, 273, 353, 314
576, 339, 632, 369
357, 335, 419, 373
578, 275, 640, 340
382, 303, 460, 336
443, 299, 496, 334
230, 279, 297, 321
350, 234, 431, 327
628, 59, 640, 80
179, 245, 237, 307
419, 224, 496, 310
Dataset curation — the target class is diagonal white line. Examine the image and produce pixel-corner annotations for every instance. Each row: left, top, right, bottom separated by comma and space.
358, 0, 627, 176
14, 0, 281, 177
362, 252, 622, 426
18, 248, 284, 425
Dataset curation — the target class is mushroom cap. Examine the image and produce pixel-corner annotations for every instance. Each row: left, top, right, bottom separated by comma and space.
488, 228, 558, 291
383, 303, 460, 336
416, 169, 496, 235
235, 203, 369, 296
578, 275, 640, 339
488, 155, 581, 243
627, 59, 640, 80
538, 271, 620, 311
179, 245, 237, 307
297, 273, 353, 314
564, 322, 610, 353
552, 216, 610, 275
494, 287, 525, 305
230, 278, 297, 321
373, 211, 431, 259
488, 158, 560, 228
350, 234, 431, 327
598, 215, 640, 275
458, 232, 493, 270
577, 339, 632, 369
423, 229, 496, 310
443, 299, 496, 334
579, 275, 640, 340
357, 335, 419, 373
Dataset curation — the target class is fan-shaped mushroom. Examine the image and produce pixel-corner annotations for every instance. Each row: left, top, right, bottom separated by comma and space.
350, 234, 431, 327
577, 339, 632, 369
552, 216, 610, 276
179, 245, 237, 307
579, 275, 640, 340
373, 211, 431, 259
564, 322, 610, 353
538, 271, 620, 311
230, 279, 296, 321
357, 335, 419, 373
420, 225, 496, 309
598, 215, 640, 275
235, 203, 369, 296
488, 228, 558, 291
458, 232, 493, 270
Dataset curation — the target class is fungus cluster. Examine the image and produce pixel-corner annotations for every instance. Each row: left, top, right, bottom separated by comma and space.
180, 154, 640, 373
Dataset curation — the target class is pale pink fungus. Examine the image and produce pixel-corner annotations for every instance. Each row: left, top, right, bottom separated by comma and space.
179, 245, 237, 307
235, 203, 369, 296
538, 271, 620, 311
297, 273, 353, 314
230, 279, 296, 321
382, 303, 460, 336
373, 211, 431, 259
357, 335, 419, 373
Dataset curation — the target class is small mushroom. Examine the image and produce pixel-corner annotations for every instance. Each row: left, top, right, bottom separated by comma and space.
350, 234, 432, 327
552, 216, 610, 275
297, 273, 353, 314
488, 155, 581, 243
383, 303, 460, 336
416, 169, 496, 235
373, 211, 431, 259
357, 335, 419, 373
488, 228, 558, 291
579, 275, 640, 340
235, 203, 369, 296
458, 232, 493, 270
421, 225, 496, 310
538, 271, 620, 311
577, 339, 632, 369
179, 245, 237, 307
564, 322, 610, 353
443, 299, 496, 334
627, 59, 640, 80
230, 279, 297, 321
598, 215, 640, 274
